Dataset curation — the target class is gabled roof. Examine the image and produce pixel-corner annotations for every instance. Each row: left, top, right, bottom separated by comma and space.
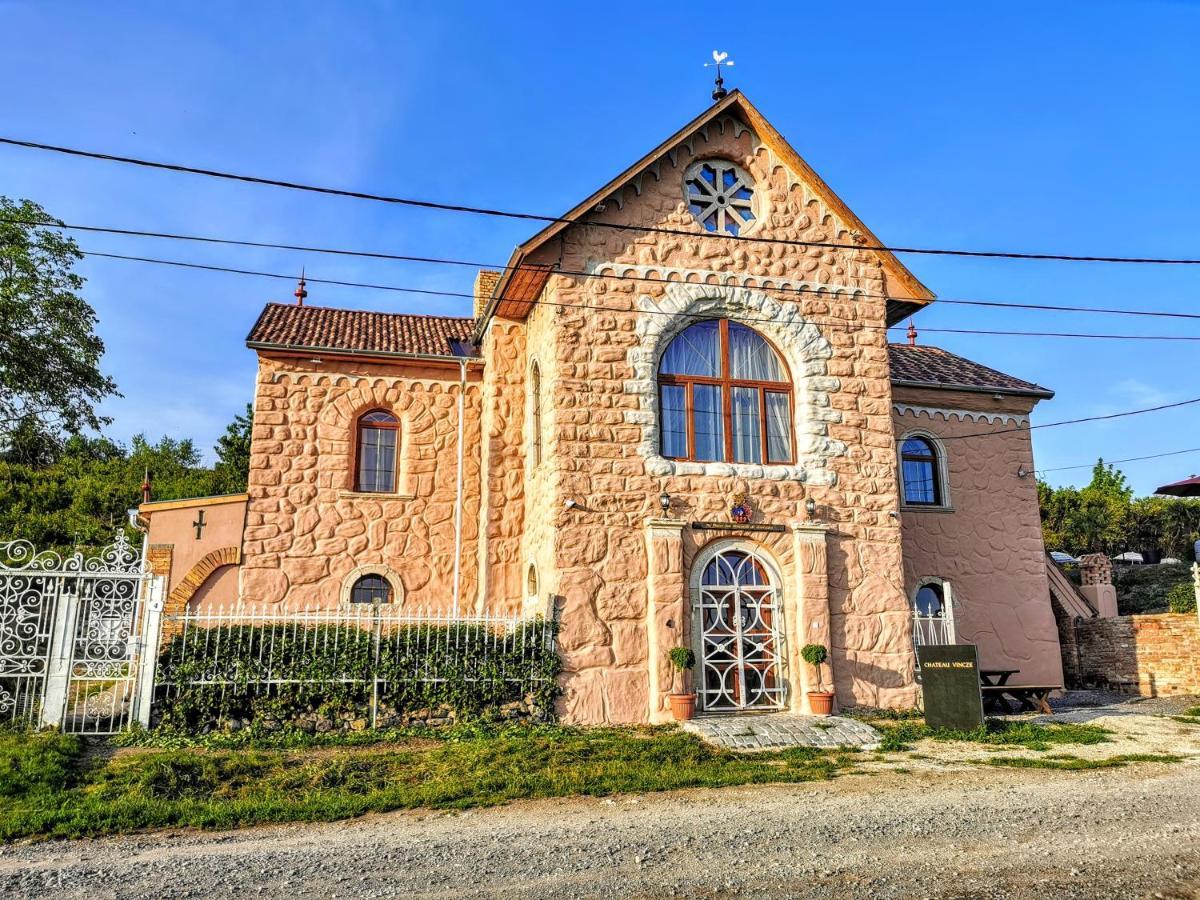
247, 303, 477, 359
476, 90, 935, 338
888, 344, 1053, 398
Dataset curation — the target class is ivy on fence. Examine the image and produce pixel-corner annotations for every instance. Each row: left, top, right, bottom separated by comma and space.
154, 618, 561, 733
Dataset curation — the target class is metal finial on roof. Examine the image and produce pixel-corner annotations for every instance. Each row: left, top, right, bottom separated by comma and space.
704, 50, 734, 101
294, 268, 308, 306
907, 322, 918, 346
141, 467, 152, 504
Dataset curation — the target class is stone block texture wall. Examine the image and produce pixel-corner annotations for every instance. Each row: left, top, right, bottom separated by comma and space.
243, 356, 482, 610
893, 386, 1064, 687
510, 116, 919, 721
1071, 614, 1200, 695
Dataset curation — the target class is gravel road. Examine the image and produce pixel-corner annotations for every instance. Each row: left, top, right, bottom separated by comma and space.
2, 761, 1198, 899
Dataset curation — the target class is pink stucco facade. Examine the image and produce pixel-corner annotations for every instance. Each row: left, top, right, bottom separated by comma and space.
143, 92, 1063, 722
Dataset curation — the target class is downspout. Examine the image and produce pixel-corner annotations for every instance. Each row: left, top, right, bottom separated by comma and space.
452, 357, 467, 616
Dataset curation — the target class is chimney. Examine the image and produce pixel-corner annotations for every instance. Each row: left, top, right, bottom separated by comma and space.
474, 269, 501, 321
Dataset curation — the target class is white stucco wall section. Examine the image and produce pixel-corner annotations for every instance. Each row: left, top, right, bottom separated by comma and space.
623, 281, 845, 485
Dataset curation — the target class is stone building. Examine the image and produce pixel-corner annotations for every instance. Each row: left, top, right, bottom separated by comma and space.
143, 91, 1064, 723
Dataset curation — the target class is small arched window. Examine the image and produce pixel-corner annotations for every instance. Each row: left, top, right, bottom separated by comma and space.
900, 436, 943, 506
527, 563, 539, 599
355, 410, 398, 493
530, 361, 543, 467
658, 319, 792, 464
350, 574, 392, 604
914, 582, 945, 617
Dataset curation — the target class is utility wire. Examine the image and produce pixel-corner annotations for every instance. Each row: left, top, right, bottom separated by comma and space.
1038, 446, 1200, 474
78, 248, 1200, 342
4, 136, 1200, 265
937, 396, 1200, 442
9, 216, 1200, 323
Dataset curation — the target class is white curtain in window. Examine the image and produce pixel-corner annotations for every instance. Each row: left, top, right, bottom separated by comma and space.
693, 384, 724, 461
732, 387, 761, 463
660, 321, 720, 377
765, 392, 792, 463
728, 323, 785, 381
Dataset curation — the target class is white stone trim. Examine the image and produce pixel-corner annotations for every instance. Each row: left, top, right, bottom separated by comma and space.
589, 261, 869, 302
625, 281, 844, 485
894, 403, 1028, 427
339, 564, 404, 609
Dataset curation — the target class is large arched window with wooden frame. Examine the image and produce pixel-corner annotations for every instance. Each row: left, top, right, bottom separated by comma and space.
355, 409, 399, 493
658, 319, 793, 464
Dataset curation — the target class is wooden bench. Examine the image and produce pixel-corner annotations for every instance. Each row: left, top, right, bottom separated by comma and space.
980, 685, 1058, 715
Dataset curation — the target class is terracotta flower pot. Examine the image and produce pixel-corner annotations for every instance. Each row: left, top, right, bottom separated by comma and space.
807, 691, 835, 716
669, 693, 697, 721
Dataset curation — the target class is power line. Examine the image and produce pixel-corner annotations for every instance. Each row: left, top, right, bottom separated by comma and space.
1038, 446, 1200, 474
78, 248, 1200, 342
10, 216, 1200, 323
5, 136, 1200, 265
938, 395, 1200, 442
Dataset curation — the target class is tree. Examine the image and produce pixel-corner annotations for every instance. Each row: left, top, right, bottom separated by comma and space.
0, 197, 118, 440
212, 403, 253, 493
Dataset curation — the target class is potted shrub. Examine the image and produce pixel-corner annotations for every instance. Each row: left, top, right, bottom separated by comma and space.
667, 646, 697, 721
801, 643, 835, 716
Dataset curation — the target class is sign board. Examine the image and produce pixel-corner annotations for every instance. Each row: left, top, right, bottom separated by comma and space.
918, 643, 984, 731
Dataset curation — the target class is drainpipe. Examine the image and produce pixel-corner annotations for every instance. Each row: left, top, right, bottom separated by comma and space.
452, 358, 467, 616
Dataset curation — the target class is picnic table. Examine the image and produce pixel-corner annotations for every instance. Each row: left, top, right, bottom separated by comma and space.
978, 669, 1058, 714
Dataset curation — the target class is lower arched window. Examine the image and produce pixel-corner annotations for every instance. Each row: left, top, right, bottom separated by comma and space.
350, 574, 392, 604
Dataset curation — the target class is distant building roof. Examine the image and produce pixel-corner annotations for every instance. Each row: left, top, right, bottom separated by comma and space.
888, 343, 1053, 398
247, 303, 1051, 397
246, 303, 478, 359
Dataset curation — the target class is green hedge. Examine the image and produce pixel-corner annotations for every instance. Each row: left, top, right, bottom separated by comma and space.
154, 619, 560, 732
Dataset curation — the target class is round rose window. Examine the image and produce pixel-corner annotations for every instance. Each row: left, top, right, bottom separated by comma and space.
684, 159, 756, 235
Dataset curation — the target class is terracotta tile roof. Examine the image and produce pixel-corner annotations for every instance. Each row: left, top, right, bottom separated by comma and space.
247, 304, 478, 358
888, 344, 1053, 398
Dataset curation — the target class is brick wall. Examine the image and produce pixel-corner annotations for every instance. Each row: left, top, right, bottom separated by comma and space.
1072, 614, 1200, 695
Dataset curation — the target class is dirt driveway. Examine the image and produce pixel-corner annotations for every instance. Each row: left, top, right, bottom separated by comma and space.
2, 759, 1199, 899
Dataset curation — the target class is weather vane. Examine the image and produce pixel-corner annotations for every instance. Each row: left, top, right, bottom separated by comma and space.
705, 50, 734, 101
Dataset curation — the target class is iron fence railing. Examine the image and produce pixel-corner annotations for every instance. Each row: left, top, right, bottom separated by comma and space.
153, 603, 560, 730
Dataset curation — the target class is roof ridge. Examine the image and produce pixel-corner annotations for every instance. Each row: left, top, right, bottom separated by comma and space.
262, 301, 474, 324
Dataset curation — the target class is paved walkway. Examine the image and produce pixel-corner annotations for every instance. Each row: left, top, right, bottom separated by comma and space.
682, 712, 880, 750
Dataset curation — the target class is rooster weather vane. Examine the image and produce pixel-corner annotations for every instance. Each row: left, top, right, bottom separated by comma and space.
705, 50, 734, 101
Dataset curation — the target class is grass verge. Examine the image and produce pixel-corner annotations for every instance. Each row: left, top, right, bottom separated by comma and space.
1, 726, 851, 842
984, 753, 1182, 771
865, 718, 1112, 753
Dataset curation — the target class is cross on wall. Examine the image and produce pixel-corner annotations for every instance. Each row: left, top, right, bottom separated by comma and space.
193, 510, 206, 540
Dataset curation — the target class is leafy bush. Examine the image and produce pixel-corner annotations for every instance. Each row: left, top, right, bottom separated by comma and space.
154, 619, 560, 733
667, 647, 695, 671
800, 643, 828, 666
1114, 563, 1194, 615
1167, 582, 1196, 614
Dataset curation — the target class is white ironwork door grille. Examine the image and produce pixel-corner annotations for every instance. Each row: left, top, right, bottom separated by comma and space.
695, 549, 785, 712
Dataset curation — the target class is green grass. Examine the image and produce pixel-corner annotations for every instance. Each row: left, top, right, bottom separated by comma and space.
984, 753, 1182, 771
870, 718, 1111, 753
1114, 563, 1194, 615
0, 726, 854, 842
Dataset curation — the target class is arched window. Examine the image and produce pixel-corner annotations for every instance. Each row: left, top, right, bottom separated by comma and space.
914, 582, 945, 617
911, 578, 956, 645
527, 563, 539, 599
658, 319, 792, 464
355, 410, 398, 493
530, 361, 543, 467
350, 574, 392, 604
900, 435, 944, 506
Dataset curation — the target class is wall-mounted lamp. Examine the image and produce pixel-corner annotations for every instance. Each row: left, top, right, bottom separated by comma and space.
659, 492, 671, 513
805, 498, 817, 519
1017, 466, 1030, 479
564, 499, 579, 509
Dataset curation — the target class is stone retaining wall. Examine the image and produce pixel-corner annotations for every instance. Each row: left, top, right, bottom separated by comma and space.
1072, 613, 1200, 695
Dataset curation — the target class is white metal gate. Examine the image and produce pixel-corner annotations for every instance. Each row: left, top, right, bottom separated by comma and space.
0, 534, 163, 733
693, 547, 786, 712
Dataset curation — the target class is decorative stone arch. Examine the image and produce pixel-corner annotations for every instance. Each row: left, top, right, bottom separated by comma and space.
339, 564, 405, 609
166, 546, 241, 616
625, 281, 845, 485
319, 383, 416, 496
896, 427, 952, 509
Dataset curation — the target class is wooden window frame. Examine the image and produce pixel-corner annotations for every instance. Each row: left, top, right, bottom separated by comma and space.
657, 318, 795, 465
900, 436, 942, 507
353, 409, 400, 494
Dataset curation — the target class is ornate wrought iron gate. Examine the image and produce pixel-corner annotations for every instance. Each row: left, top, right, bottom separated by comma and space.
694, 547, 786, 712
0, 535, 163, 733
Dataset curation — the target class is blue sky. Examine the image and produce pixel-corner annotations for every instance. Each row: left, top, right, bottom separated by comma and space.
2, 1, 1198, 494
